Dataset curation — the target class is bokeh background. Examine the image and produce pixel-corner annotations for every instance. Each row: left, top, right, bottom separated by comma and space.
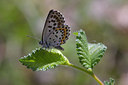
0, 0, 128, 85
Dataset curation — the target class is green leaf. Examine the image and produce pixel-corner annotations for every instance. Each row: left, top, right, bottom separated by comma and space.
19, 48, 70, 71
74, 29, 107, 70
88, 43, 107, 67
104, 78, 115, 85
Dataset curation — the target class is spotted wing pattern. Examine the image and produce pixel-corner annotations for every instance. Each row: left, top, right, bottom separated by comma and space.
42, 10, 65, 41
47, 24, 70, 46
41, 9, 71, 50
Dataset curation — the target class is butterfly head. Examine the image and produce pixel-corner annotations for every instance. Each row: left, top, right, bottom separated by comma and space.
39, 41, 43, 45
39, 40, 49, 48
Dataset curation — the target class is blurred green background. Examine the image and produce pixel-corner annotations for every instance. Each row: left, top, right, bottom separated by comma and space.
0, 0, 128, 85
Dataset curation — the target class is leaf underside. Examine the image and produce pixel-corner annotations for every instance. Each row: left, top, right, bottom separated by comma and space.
19, 48, 69, 71
74, 30, 107, 69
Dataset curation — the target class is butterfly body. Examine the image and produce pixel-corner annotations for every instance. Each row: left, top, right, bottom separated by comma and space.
39, 10, 71, 50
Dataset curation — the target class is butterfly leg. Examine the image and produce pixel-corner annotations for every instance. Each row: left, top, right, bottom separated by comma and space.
54, 46, 64, 51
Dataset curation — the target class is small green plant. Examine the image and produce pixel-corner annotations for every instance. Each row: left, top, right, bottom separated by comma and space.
19, 29, 115, 85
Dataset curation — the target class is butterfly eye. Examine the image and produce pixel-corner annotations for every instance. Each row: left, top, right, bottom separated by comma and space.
39, 41, 43, 45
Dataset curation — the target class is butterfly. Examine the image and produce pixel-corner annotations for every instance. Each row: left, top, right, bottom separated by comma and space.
39, 9, 71, 51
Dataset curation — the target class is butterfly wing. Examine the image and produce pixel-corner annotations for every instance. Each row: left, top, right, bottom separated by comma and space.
46, 24, 71, 47
42, 10, 65, 42
41, 9, 71, 50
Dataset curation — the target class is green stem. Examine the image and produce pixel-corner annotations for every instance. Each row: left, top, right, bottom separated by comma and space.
68, 63, 93, 75
91, 73, 104, 85
68, 63, 104, 85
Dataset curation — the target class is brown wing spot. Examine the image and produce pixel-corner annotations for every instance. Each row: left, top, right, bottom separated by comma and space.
55, 26, 70, 44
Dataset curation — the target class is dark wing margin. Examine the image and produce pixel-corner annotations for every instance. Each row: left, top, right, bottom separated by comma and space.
41, 10, 54, 41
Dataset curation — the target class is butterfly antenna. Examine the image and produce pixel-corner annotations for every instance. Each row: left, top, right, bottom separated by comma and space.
26, 35, 40, 41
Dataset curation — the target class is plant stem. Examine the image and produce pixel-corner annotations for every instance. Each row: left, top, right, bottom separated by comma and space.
68, 63, 104, 85
91, 73, 104, 85
68, 63, 93, 75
